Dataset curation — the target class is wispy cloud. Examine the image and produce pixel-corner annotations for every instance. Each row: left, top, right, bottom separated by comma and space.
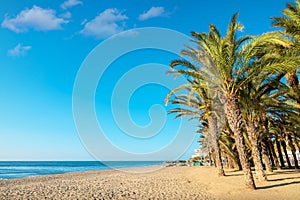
8, 43, 32, 57
61, 0, 83, 10
1, 6, 68, 33
80, 8, 128, 39
138, 7, 166, 21
61, 11, 72, 19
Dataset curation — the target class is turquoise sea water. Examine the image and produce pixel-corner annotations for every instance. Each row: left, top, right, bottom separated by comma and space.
0, 161, 163, 180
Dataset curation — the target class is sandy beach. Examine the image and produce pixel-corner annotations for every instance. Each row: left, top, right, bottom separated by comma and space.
1, 166, 300, 199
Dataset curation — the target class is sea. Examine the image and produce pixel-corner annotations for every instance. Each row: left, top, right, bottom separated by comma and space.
0, 161, 163, 180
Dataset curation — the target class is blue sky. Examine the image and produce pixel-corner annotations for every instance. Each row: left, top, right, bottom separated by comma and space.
0, 0, 289, 161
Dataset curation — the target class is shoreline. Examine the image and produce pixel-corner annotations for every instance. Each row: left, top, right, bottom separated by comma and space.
0, 161, 165, 181
0, 164, 165, 181
1, 166, 300, 199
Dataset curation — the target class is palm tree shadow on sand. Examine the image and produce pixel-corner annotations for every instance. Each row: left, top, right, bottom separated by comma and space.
224, 169, 300, 189
257, 170, 300, 190
268, 176, 300, 182
258, 181, 300, 190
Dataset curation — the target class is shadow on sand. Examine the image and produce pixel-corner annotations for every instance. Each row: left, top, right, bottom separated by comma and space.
268, 170, 300, 175
225, 169, 300, 190
224, 173, 243, 177
224, 170, 244, 177
258, 181, 300, 189
257, 169, 300, 190
267, 176, 300, 182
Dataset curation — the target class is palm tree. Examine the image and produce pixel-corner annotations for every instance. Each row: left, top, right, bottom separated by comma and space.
165, 77, 225, 176
267, 96, 300, 169
219, 123, 242, 170
239, 76, 282, 180
266, 137, 281, 170
276, 139, 286, 168
189, 13, 298, 189
185, 14, 258, 188
281, 116, 300, 169
261, 138, 274, 172
249, 74, 300, 172
287, 134, 299, 169
272, 0, 300, 102
281, 136, 293, 168
242, 73, 296, 174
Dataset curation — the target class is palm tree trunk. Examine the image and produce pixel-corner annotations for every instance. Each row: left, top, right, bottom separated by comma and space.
286, 70, 300, 103
267, 144, 275, 167
227, 156, 235, 169
296, 140, 300, 153
213, 155, 217, 167
287, 135, 299, 169
261, 139, 273, 173
281, 140, 292, 168
219, 140, 242, 170
225, 94, 256, 189
261, 119, 278, 173
230, 150, 242, 170
208, 152, 213, 166
276, 139, 285, 168
246, 121, 267, 181
235, 156, 242, 170
267, 139, 281, 170
208, 115, 225, 176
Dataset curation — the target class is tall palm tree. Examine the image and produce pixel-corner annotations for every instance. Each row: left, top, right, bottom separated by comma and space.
189, 13, 297, 189
266, 137, 281, 170
269, 80, 300, 168
272, 0, 300, 102
287, 134, 299, 169
267, 98, 300, 169
219, 123, 242, 170
250, 74, 300, 172
165, 77, 225, 176
281, 116, 300, 169
260, 115, 280, 171
261, 138, 274, 172
244, 74, 294, 174
239, 76, 283, 181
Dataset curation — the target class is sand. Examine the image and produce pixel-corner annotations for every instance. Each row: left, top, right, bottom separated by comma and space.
0, 165, 300, 199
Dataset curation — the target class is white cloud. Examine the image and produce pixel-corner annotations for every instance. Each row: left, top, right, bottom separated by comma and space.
1, 6, 68, 33
8, 43, 32, 57
138, 7, 166, 21
61, 0, 83, 10
80, 8, 128, 39
61, 11, 72, 19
